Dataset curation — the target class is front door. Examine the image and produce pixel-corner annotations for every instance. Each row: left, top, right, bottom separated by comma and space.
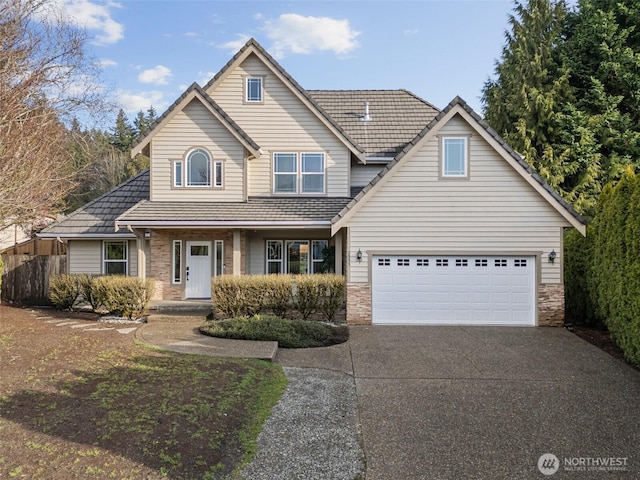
186, 241, 211, 298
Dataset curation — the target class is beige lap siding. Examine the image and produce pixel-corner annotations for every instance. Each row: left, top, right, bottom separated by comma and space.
149, 229, 245, 301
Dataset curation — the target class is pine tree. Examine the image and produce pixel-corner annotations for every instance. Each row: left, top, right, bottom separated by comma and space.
110, 109, 135, 152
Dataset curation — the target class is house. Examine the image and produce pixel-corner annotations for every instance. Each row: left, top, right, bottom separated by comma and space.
39, 38, 586, 326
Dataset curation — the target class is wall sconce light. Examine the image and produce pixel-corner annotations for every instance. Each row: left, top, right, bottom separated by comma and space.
356, 249, 362, 262
548, 250, 557, 264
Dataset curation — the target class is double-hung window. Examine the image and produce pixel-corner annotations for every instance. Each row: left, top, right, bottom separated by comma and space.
245, 77, 263, 103
265, 239, 328, 274
174, 149, 223, 188
273, 152, 325, 194
104, 241, 127, 275
442, 137, 468, 177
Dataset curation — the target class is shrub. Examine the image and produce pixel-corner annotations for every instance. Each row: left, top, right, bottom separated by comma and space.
211, 276, 252, 318
0, 254, 3, 297
93, 276, 154, 320
49, 274, 81, 310
77, 274, 102, 311
262, 274, 292, 318
292, 275, 322, 320
316, 274, 346, 323
200, 315, 349, 348
564, 229, 596, 325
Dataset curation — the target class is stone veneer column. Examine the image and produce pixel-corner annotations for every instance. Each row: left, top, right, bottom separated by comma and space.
346, 282, 372, 325
538, 284, 565, 326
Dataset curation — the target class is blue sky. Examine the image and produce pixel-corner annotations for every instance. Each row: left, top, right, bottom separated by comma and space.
53, 0, 519, 126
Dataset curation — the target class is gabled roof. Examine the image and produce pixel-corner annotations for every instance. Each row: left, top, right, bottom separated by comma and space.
39, 169, 150, 238
308, 90, 440, 159
202, 38, 366, 160
331, 96, 587, 235
130, 83, 261, 158
115, 197, 352, 229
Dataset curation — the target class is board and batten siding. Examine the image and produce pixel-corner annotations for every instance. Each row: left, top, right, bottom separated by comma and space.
68, 239, 149, 277
150, 100, 245, 202
207, 54, 350, 197
345, 114, 572, 285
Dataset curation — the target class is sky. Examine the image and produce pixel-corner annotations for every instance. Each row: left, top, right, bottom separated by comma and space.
50, 0, 521, 126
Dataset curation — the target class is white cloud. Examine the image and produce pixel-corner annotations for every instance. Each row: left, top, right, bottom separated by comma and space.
117, 90, 166, 114
40, 1, 124, 44
198, 71, 217, 85
254, 12, 263, 20
404, 29, 419, 36
138, 65, 172, 85
98, 58, 117, 68
218, 34, 252, 53
263, 14, 360, 58
184, 31, 198, 38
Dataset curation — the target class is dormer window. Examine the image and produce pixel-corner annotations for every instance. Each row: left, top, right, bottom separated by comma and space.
245, 77, 263, 103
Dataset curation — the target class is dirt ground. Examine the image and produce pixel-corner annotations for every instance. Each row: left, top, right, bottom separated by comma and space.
0, 304, 285, 480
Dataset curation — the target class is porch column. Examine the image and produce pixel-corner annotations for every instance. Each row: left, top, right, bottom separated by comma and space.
334, 228, 343, 275
133, 228, 146, 280
233, 230, 241, 276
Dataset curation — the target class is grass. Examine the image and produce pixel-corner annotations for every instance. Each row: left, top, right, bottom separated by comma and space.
200, 314, 350, 348
0, 306, 288, 480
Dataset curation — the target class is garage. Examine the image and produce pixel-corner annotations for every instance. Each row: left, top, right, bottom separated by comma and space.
371, 255, 536, 326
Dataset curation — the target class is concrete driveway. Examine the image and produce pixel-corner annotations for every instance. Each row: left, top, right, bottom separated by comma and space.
347, 326, 640, 479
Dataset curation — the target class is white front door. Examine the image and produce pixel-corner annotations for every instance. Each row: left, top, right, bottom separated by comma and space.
186, 241, 212, 299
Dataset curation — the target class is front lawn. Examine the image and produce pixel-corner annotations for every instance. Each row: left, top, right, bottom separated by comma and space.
200, 315, 349, 348
0, 305, 287, 480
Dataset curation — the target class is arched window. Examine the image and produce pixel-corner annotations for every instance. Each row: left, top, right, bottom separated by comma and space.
186, 148, 211, 186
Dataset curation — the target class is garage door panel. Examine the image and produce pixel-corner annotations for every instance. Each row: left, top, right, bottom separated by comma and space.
372, 255, 535, 326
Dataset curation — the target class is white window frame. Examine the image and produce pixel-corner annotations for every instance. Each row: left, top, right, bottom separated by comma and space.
172, 240, 182, 284
103, 240, 128, 275
214, 240, 224, 276
173, 160, 183, 187
245, 77, 263, 103
214, 160, 223, 188
311, 240, 328, 273
442, 137, 469, 178
266, 240, 283, 274
186, 148, 212, 187
273, 153, 298, 194
273, 152, 325, 194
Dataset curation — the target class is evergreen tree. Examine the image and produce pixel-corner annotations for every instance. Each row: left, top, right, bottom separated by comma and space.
110, 109, 135, 152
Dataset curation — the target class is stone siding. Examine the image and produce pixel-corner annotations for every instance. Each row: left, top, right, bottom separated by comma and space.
346, 282, 372, 325
537, 283, 565, 327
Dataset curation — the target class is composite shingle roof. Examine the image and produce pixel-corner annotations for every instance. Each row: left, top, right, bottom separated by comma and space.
39, 169, 150, 237
308, 90, 440, 158
115, 197, 353, 228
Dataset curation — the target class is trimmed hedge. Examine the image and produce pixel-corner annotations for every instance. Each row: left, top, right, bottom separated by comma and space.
93, 276, 154, 320
565, 167, 640, 366
200, 315, 349, 348
211, 274, 345, 322
48, 274, 154, 320
49, 274, 81, 310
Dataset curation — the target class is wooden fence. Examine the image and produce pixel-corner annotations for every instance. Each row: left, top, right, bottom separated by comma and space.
1, 255, 67, 306
1, 237, 66, 255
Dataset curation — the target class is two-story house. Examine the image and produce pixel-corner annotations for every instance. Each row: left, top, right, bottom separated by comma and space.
40, 39, 586, 326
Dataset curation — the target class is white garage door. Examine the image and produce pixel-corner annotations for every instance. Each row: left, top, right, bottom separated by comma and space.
372, 255, 535, 326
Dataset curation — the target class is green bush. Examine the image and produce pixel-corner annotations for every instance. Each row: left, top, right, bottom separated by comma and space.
584, 168, 640, 365
0, 254, 3, 297
93, 276, 154, 320
49, 274, 81, 310
77, 274, 103, 311
564, 229, 596, 324
200, 315, 349, 348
